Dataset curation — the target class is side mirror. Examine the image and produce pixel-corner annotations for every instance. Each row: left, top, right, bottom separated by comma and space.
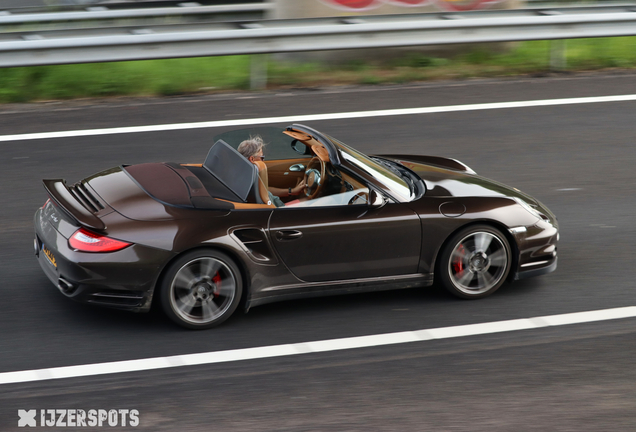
291, 140, 310, 155
369, 190, 387, 208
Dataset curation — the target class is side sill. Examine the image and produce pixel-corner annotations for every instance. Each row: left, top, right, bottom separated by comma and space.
247, 273, 433, 309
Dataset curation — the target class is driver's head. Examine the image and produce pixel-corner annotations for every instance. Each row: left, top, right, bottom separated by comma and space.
238, 136, 265, 164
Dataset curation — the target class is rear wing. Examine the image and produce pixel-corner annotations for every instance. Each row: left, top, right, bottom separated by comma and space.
42, 179, 106, 230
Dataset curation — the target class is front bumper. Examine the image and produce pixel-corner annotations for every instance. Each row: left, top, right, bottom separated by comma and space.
509, 218, 559, 281
34, 209, 172, 313
514, 257, 557, 280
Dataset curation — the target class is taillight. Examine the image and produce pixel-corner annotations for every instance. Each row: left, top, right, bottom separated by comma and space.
41, 198, 50, 209
69, 228, 131, 253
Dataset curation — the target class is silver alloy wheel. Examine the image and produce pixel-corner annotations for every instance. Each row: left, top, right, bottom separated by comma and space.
447, 231, 509, 295
169, 257, 237, 326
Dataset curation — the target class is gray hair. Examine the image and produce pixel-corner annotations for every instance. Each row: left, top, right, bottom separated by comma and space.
237, 135, 265, 158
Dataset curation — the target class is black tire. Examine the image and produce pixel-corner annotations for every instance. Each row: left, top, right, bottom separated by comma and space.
160, 249, 242, 330
437, 225, 512, 299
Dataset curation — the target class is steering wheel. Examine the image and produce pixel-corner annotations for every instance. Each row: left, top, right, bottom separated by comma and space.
304, 156, 326, 200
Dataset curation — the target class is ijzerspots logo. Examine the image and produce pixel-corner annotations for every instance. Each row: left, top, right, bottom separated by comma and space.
18, 409, 139, 428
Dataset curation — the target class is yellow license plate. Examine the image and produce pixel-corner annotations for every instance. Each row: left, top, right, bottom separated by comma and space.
42, 244, 57, 268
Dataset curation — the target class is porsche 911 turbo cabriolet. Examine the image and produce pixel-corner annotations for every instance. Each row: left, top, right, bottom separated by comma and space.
34, 124, 558, 329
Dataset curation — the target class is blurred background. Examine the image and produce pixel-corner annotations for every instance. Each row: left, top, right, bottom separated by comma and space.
1, 0, 635, 102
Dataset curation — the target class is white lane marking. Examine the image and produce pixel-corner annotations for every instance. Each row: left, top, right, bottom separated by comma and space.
1, 306, 635, 385
1, 94, 636, 143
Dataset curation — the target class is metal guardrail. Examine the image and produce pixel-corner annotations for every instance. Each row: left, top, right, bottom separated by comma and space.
0, 1, 271, 30
0, 4, 271, 26
0, 4, 636, 68
1, 1, 268, 14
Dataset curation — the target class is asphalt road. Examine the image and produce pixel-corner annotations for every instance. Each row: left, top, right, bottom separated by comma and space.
1, 72, 635, 431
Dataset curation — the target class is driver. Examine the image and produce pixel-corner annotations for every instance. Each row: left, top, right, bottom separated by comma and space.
237, 136, 306, 207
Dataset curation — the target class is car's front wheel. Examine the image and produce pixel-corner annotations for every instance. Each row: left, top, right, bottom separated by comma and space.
438, 225, 512, 299
160, 250, 242, 329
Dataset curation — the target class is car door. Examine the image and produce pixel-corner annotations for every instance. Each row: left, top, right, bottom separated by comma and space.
268, 196, 421, 283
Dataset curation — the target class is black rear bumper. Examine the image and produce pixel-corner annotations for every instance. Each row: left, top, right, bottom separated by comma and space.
34, 209, 172, 313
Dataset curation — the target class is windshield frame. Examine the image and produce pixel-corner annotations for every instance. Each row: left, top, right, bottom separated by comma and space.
327, 135, 415, 202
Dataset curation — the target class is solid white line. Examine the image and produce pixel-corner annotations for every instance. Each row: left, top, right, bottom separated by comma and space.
1, 94, 636, 143
1, 306, 635, 385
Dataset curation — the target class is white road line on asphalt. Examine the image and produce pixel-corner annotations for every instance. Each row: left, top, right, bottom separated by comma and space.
1, 94, 636, 143
1, 306, 635, 385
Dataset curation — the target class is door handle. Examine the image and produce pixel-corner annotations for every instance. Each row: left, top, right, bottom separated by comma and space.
275, 230, 303, 241
289, 164, 305, 172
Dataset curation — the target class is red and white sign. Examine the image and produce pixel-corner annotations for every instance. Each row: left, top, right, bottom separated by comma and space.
321, 0, 500, 11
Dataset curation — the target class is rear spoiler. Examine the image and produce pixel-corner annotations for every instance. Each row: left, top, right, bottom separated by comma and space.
43, 179, 106, 230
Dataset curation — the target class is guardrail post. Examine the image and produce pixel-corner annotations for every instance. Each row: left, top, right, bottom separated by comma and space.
250, 55, 268, 90
550, 39, 567, 71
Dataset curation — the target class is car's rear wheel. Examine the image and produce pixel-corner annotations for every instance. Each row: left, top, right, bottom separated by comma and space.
160, 250, 242, 329
438, 225, 511, 299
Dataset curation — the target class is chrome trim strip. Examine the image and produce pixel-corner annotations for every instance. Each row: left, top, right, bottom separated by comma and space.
521, 260, 549, 268
514, 258, 557, 280
92, 293, 144, 299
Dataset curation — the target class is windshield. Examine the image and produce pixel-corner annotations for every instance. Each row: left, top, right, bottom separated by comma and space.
328, 136, 414, 201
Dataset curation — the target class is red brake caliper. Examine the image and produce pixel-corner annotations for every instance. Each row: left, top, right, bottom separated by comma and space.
453, 245, 465, 274
212, 271, 222, 297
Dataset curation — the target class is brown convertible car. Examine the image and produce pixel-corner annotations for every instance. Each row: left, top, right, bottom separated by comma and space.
34, 124, 558, 329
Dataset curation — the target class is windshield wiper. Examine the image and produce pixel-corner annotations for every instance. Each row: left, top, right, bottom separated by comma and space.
372, 157, 400, 174
373, 157, 410, 181
372, 157, 416, 197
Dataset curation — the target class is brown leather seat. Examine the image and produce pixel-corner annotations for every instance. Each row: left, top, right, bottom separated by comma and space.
253, 160, 271, 205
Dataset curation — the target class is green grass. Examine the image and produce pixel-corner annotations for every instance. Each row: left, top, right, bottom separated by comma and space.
0, 56, 251, 103
1, 37, 636, 103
